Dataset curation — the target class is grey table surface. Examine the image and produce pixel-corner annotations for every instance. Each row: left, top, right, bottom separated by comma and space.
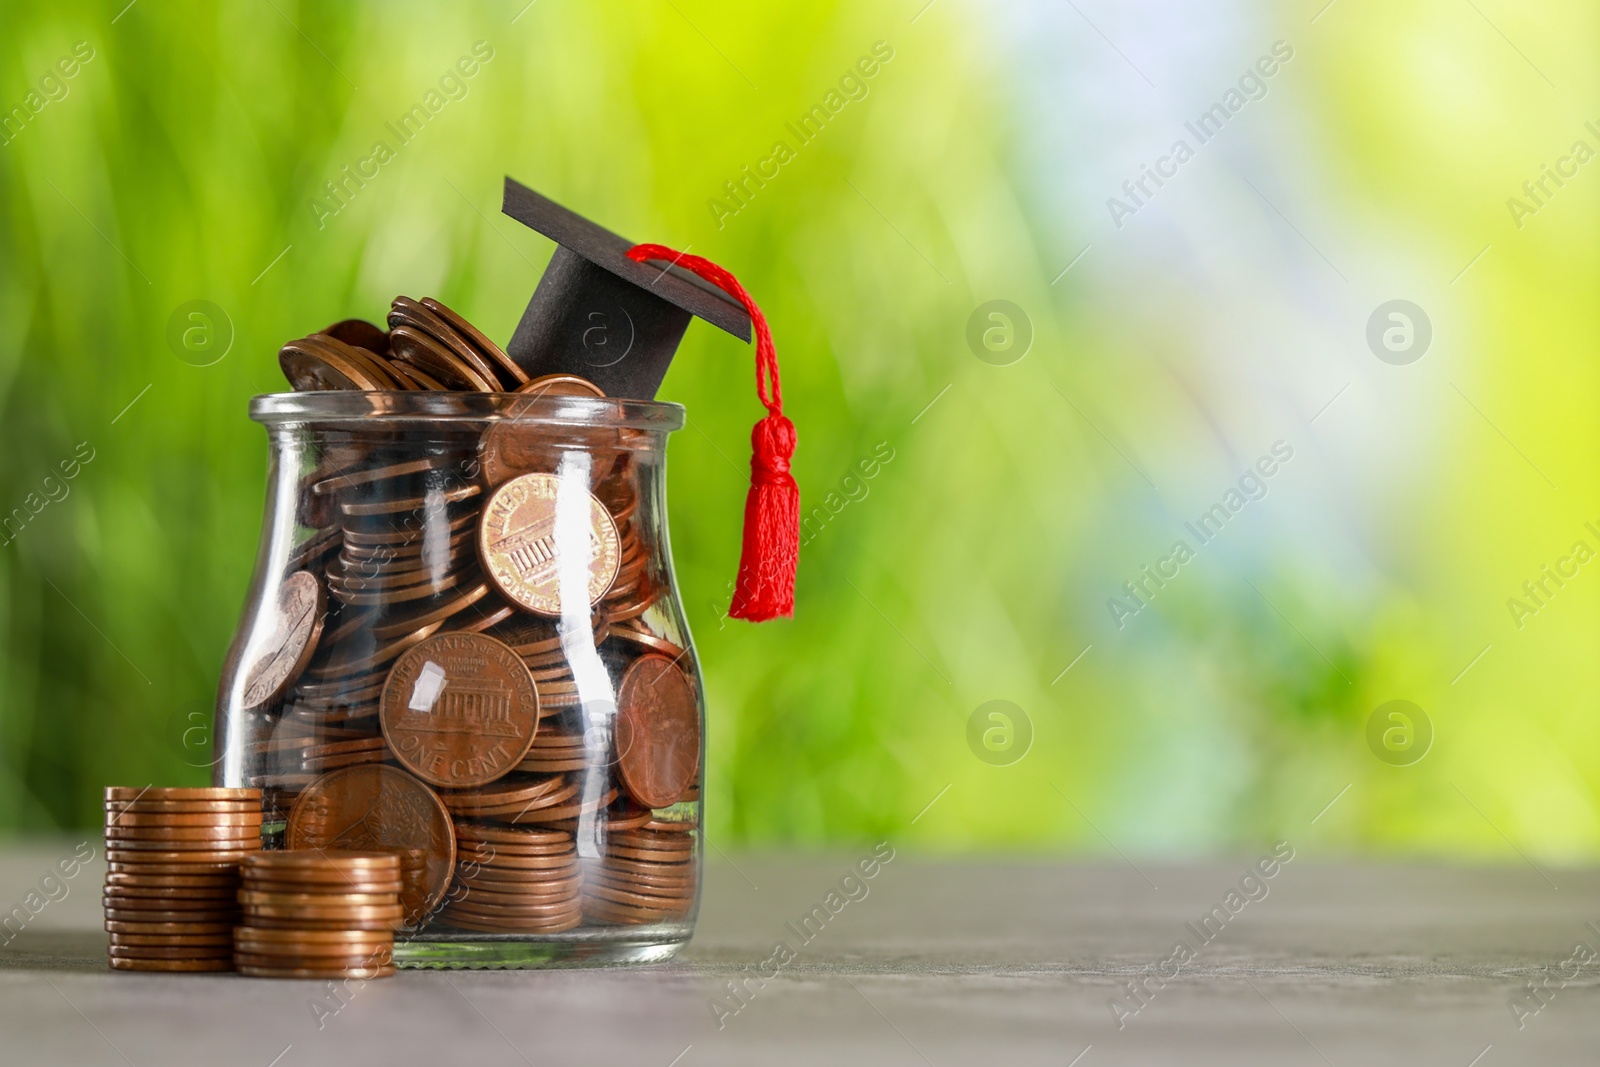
0, 840, 1596, 1066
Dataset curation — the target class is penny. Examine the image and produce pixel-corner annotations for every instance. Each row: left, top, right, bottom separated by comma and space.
368, 583, 490, 640
105, 824, 263, 841
459, 604, 518, 633
439, 776, 567, 811
236, 963, 396, 979
332, 570, 463, 607
312, 456, 454, 496
245, 850, 401, 873
614, 654, 700, 810
103, 909, 242, 924
341, 483, 481, 518
105, 876, 240, 895
585, 882, 693, 910
306, 622, 444, 681
284, 765, 456, 924
238, 900, 403, 921
419, 298, 528, 387
379, 632, 539, 789
107, 945, 235, 960
106, 863, 245, 878
104, 920, 238, 935
102, 883, 238, 899
441, 911, 581, 934
445, 897, 580, 919
514, 374, 606, 398
389, 360, 448, 390
104, 850, 255, 866
108, 933, 235, 947
104, 812, 263, 828
389, 325, 497, 391
342, 510, 475, 547
390, 297, 507, 386
608, 625, 686, 660
280, 335, 395, 391
106, 787, 258, 802
240, 890, 398, 908
322, 318, 388, 355
245, 879, 403, 898
452, 823, 572, 847
103, 836, 259, 852
478, 473, 620, 616
109, 957, 236, 972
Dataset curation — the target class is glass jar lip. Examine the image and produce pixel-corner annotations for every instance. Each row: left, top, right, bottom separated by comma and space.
249, 391, 686, 431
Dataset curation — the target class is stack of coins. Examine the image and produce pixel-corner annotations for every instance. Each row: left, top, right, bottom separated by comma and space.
102, 787, 262, 972
439, 824, 581, 933
582, 822, 698, 926
234, 851, 401, 979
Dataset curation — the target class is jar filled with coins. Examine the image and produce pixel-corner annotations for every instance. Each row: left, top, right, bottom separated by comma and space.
215, 387, 705, 967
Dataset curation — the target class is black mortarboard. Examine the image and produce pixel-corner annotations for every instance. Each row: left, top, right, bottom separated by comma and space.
500, 178, 752, 399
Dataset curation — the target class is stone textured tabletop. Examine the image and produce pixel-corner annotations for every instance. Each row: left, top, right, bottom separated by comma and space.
1, 840, 1596, 1065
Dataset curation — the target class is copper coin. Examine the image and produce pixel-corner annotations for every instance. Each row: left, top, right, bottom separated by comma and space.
322, 318, 388, 355
609, 625, 686, 660
105, 803, 260, 819
105, 873, 240, 889
104, 909, 241, 924
108, 945, 234, 960
613, 655, 700, 810
386, 359, 448, 390
340, 482, 480, 518
280, 335, 393, 390
104, 812, 263, 828
389, 297, 506, 385
389, 324, 497, 391
104, 850, 255, 866
379, 632, 539, 789
245, 849, 401, 875
478, 473, 620, 617
312, 456, 452, 496
234, 926, 393, 944
440, 777, 571, 813
513, 374, 606, 398
244, 879, 402, 897
452, 879, 581, 904
419, 297, 528, 387
239, 890, 398, 908
312, 334, 404, 388
332, 571, 463, 607
243, 915, 400, 932
453, 823, 572, 847
440, 911, 580, 934
102, 884, 237, 900
236, 962, 395, 979
240, 571, 326, 709
459, 852, 579, 873
238, 901, 403, 921
105, 825, 262, 841
104, 920, 237, 935
106, 862, 244, 877
235, 942, 393, 961
103, 837, 259, 852
106, 787, 258, 802
284, 765, 456, 924
585, 882, 693, 909
109, 957, 236, 972
108, 933, 235, 947
368, 583, 491, 641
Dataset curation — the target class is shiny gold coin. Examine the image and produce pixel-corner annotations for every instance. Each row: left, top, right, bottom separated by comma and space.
478, 473, 620, 617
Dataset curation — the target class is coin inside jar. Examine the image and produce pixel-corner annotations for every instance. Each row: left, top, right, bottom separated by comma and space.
379, 631, 539, 789
478, 472, 620, 616
614, 654, 701, 810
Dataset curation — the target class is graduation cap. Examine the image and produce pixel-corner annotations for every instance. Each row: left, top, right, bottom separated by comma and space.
500, 178, 751, 399
499, 177, 798, 622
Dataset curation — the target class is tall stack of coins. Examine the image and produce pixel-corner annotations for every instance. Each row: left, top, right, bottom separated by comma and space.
440, 825, 581, 933
582, 821, 697, 926
220, 295, 704, 944
234, 852, 401, 978
102, 787, 262, 972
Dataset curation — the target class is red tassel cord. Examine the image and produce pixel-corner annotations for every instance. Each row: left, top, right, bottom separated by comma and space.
626, 243, 797, 621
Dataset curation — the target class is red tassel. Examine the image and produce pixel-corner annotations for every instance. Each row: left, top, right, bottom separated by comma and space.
626, 243, 797, 621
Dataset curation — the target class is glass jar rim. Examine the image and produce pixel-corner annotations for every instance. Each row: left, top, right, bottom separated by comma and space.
249, 391, 686, 431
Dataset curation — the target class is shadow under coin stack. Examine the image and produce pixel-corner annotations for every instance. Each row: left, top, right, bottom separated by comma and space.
582, 821, 697, 927
235, 851, 401, 979
102, 787, 263, 972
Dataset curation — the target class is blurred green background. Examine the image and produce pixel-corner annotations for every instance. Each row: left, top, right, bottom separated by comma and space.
1, 0, 1596, 859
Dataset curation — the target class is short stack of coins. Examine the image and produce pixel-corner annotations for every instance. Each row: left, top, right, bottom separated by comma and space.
102, 787, 262, 972
234, 851, 401, 979
582, 821, 698, 926
440, 824, 581, 933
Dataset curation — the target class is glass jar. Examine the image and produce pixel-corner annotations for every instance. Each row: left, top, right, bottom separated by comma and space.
213, 391, 703, 968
